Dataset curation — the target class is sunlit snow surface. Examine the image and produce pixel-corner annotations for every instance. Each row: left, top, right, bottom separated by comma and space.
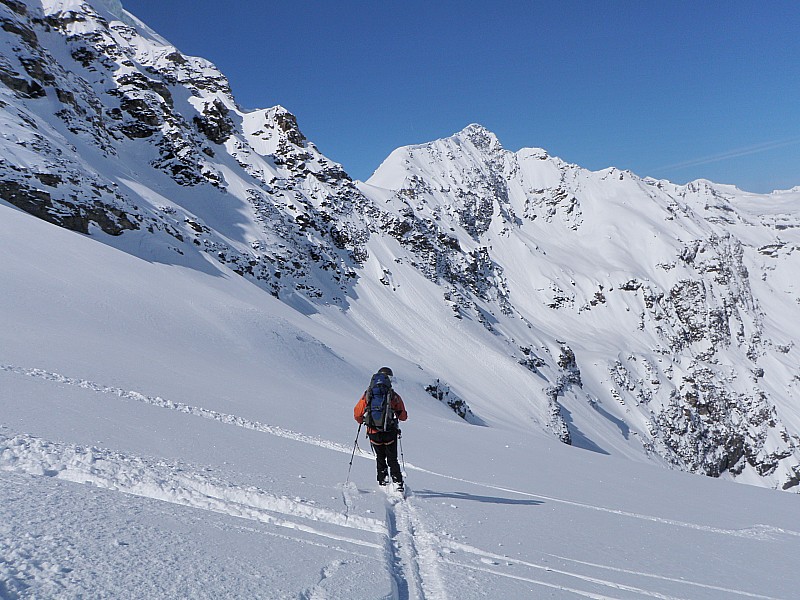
2, 201, 799, 599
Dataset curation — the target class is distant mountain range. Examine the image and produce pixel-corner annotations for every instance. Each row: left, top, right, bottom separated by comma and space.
3, 0, 800, 491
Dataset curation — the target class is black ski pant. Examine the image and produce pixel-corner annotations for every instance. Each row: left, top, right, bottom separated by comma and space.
369, 431, 402, 483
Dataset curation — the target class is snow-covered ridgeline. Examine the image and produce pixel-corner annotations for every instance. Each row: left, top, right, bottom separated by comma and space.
0, 0, 367, 303
360, 124, 800, 491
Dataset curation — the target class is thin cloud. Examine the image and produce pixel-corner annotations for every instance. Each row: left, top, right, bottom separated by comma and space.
651, 137, 800, 174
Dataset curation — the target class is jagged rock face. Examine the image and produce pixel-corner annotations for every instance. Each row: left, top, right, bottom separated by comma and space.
362, 125, 800, 491
3, 1, 800, 492
0, 0, 368, 303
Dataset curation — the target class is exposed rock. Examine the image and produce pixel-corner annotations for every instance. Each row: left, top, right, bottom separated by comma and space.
425, 379, 478, 423
193, 99, 234, 145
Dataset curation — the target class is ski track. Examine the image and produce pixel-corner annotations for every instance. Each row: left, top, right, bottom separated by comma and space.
2, 363, 794, 600
4, 363, 798, 541
407, 465, 800, 541
0, 364, 355, 456
439, 558, 628, 600
0, 432, 384, 553
382, 487, 448, 600
382, 495, 411, 600
443, 541, 688, 600
539, 552, 785, 600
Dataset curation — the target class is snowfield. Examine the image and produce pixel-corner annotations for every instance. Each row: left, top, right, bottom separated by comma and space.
2, 200, 800, 599
2, 0, 800, 596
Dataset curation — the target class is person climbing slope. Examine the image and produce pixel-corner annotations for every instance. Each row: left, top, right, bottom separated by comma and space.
353, 367, 407, 490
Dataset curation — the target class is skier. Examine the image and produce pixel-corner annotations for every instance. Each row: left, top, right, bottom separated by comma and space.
354, 367, 408, 489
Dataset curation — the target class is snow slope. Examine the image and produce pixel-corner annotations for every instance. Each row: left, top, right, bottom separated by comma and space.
3, 195, 800, 599
3, 0, 800, 492
2, 1, 800, 595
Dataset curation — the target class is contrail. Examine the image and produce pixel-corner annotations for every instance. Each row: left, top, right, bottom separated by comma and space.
651, 137, 800, 174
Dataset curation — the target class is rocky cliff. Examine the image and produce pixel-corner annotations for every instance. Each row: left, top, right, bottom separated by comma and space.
0, 0, 368, 305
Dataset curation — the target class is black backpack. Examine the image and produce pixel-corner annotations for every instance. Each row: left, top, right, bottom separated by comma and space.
364, 372, 397, 431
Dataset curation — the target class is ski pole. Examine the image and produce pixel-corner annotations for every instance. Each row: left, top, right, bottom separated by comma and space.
398, 428, 406, 474
345, 422, 363, 485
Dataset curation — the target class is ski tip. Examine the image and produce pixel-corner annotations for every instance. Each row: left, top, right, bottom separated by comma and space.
385, 482, 408, 499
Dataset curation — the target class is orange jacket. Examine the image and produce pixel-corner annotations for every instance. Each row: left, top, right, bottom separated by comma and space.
354, 390, 407, 434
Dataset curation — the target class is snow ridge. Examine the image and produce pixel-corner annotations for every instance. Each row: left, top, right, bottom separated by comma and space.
0, 432, 384, 545
0, 364, 354, 455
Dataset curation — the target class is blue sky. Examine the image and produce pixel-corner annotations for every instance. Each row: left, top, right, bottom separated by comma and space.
123, 1, 799, 192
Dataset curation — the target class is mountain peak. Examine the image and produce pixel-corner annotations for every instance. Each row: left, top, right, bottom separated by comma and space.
456, 122, 493, 136
452, 123, 503, 153
264, 105, 306, 146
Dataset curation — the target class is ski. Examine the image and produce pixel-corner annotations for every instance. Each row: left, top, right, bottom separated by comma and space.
382, 481, 407, 500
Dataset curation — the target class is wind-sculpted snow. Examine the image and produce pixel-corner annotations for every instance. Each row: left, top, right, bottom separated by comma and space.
0, 432, 385, 542
0, 437, 390, 598
3, 429, 794, 599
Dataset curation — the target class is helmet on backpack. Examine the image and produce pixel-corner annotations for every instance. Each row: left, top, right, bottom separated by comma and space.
377, 366, 393, 377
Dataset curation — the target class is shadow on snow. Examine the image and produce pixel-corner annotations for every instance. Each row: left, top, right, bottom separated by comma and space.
413, 489, 544, 506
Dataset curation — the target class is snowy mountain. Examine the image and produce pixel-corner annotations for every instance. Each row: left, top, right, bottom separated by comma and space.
3, 0, 800, 495
360, 125, 800, 492
3, 0, 800, 597
0, 0, 368, 305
